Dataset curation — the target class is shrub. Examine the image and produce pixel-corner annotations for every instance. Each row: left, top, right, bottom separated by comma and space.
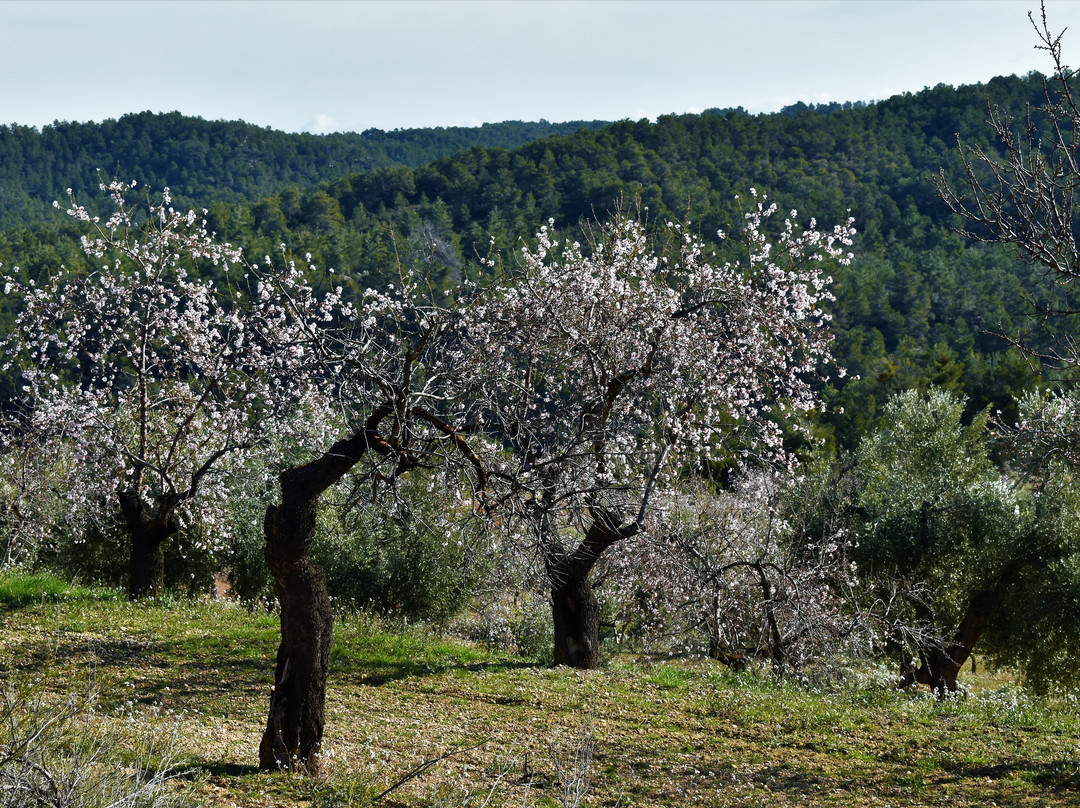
311, 479, 485, 624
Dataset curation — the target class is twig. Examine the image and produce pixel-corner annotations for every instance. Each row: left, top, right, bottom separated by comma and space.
372, 738, 488, 803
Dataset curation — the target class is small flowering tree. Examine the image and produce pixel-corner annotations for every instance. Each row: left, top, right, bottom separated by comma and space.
604, 468, 868, 675
459, 198, 855, 669
2, 180, 341, 598
0, 425, 69, 569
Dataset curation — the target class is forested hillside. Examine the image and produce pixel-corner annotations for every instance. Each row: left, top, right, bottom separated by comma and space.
0, 73, 1069, 446
0, 112, 608, 226
188, 72, 1067, 447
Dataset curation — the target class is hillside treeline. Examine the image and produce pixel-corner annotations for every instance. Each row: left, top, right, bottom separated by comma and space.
0, 112, 608, 226
0, 72, 1072, 448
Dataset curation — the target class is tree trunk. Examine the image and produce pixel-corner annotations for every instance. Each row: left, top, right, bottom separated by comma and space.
550, 566, 602, 669
128, 528, 166, 599
904, 564, 1022, 695
911, 590, 997, 694
752, 561, 786, 675
259, 424, 387, 773
259, 514, 333, 773
118, 490, 175, 600
545, 510, 637, 670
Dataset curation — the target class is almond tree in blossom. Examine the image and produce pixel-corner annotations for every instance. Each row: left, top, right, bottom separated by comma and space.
458, 198, 855, 669
603, 468, 867, 675
258, 272, 485, 773
2, 180, 342, 598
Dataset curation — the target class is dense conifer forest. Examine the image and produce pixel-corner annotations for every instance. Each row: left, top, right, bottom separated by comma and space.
0, 72, 1070, 446
0, 113, 609, 226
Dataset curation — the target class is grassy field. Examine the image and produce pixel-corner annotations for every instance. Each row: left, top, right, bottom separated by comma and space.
1, 572, 1079, 808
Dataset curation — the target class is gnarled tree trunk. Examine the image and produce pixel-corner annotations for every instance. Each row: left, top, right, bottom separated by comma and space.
546, 510, 637, 670
259, 424, 386, 773
256, 401, 482, 772
901, 564, 1022, 694
260, 477, 335, 773
549, 564, 602, 669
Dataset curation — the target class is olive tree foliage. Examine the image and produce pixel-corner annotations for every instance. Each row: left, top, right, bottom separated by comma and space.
982, 391, 1080, 694
1, 180, 342, 597
309, 474, 486, 623
854, 387, 1080, 693
603, 467, 870, 675
456, 197, 855, 668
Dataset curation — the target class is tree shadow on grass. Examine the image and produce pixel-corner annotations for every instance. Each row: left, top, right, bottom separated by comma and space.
753, 759, 1080, 803
751, 765, 829, 792
13, 633, 542, 701
8, 636, 271, 711
186, 761, 262, 778
343, 658, 541, 687
958, 760, 1080, 791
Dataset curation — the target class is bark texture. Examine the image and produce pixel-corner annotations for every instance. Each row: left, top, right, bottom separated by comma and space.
259, 426, 383, 773
546, 511, 637, 670
901, 565, 1021, 694
550, 568, 602, 669
259, 513, 333, 773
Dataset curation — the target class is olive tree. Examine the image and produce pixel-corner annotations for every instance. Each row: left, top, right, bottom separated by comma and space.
855, 387, 1080, 693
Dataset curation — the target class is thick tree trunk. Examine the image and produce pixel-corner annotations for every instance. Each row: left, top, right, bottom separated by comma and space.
259, 518, 333, 773
910, 590, 997, 694
258, 424, 386, 773
550, 567, 602, 669
255, 402, 479, 772
546, 510, 638, 670
118, 490, 175, 600
128, 529, 166, 599
902, 565, 1022, 695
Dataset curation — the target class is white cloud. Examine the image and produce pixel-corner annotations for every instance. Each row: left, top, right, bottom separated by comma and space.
305, 113, 341, 135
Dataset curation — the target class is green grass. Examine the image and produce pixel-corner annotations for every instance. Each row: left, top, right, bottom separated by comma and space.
1, 572, 1079, 807
0, 570, 121, 608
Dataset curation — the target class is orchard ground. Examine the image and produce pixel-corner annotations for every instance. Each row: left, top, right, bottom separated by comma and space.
1, 573, 1078, 808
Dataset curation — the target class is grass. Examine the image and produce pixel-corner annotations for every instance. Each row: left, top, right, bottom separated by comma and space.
1, 570, 1079, 807
0, 570, 120, 609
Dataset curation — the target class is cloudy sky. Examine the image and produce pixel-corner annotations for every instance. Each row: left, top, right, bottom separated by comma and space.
2, 1, 1079, 134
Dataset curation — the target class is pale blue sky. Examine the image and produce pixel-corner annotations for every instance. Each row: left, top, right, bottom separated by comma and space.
2, 1, 1079, 134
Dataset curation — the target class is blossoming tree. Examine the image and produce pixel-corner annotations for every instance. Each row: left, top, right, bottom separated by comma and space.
458, 198, 855, 668
604, 468, 867, 674
258, 272, 486, 773
2, 180, 341, 598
